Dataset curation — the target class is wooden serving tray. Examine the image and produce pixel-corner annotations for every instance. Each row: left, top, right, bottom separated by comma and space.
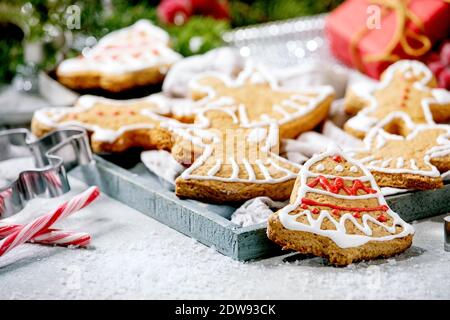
70, 156, 450, 261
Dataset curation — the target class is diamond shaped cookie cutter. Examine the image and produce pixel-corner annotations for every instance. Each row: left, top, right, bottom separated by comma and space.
0, 127, 93, 219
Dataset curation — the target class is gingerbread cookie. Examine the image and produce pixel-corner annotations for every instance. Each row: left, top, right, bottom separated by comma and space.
171, 106, 302, 203
32, 94, 180, 153
57, 20, 181, 92
344, 60, 450, 139
267, 146, 414, 266
189, 62, 335, 139
349, 113, 450, 190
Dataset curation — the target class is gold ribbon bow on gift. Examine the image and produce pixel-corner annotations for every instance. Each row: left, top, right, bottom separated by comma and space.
350, 0, 449, 72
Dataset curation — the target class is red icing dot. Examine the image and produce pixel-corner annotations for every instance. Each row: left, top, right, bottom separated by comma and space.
132, 52, 142, 58
96, 111, 104, 116
312, 208, 320, 214
300, 204, 308, 210
113, 111, 121, 116
332, 155, 342, 162
129, 110, 136, 116
377, 214, 387, 222
353, 212, 361, 219
152, 48, 159, 55
331, 209, 340, 216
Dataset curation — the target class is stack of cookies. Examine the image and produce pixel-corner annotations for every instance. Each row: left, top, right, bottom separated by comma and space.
31, 20, 450, 265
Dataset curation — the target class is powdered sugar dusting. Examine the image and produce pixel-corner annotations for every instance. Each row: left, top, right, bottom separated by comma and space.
0, 176, 448, 299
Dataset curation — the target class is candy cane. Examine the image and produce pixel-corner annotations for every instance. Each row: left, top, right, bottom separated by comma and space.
0, 186, 100, 257
0, 224, 91, 247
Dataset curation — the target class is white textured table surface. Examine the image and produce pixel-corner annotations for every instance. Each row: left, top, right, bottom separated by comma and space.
0, 177, 449, 300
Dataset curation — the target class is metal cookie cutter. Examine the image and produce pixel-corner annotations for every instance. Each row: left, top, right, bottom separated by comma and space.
0, 127, 93, 219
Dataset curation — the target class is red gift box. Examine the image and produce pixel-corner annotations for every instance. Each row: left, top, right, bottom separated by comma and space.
326, 0, 450, 79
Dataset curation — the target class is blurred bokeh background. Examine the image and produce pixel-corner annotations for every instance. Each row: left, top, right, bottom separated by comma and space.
0, 0, 343, 84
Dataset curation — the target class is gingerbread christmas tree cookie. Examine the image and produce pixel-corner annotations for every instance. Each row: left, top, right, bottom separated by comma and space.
349, 115, 450, 190
267, 146, 414, 266
189, 62, 335, 139
171, 106, 302, 203
344, 60, 450, 139
32, 94, 180, 153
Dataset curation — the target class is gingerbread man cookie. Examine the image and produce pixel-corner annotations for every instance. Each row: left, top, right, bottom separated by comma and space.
189, 62, 335, 139
349, 113, 450, 190
32, 94, 180, 153
171, 106, 302, 203
57, 20, 181, 92
267, 146, 414, 266
344, 60, 450, 139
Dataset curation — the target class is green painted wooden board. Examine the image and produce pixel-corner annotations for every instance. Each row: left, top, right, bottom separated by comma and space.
70, 156, 450, 261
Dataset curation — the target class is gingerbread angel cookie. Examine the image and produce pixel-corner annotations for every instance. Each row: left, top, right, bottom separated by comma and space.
32, 94, 180, 153
267, 146, 414, 266
57, 20, 181, 92
349, 113, 450, 190
344, 60, 450, 139
189, 62, 335, 139
171, 106, 302, 203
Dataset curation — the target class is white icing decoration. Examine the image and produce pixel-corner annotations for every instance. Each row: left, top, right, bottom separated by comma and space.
207, 159, 222, 176
396, 157, 404, 168
334, 164, 344, 172
346, 60, 450, 133
375, 135, 386, 149
409, 159, 418, 170
57, 20, 181, 76
247, 128, 267, 143
316, 164, 325, 171
381, 159, 392, 168
278, 146, 415, 248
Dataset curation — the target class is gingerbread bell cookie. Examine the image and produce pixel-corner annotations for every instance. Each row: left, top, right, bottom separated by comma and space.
349, 114, 450, 190
171, 106, 302, 203
32, 94, 180, 153
344, 60, 450, 139
56, 20, 181, 92
267, 146, 414, 266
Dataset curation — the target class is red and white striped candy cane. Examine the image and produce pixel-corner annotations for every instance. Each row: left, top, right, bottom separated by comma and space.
0, 224, 91, 247
32, 229, 91, 247
0, 186, 100, 257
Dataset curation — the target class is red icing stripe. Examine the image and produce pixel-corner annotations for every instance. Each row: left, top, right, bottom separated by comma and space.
301, 198, 388, 213
332, 155, 342, 162
307, 176, 377, 196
